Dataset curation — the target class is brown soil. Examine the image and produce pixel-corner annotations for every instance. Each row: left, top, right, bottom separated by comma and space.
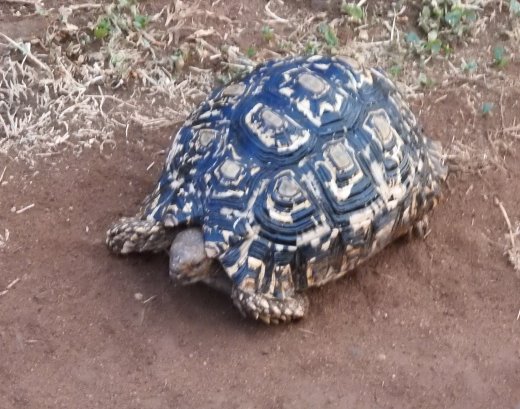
1, 1, 519, 408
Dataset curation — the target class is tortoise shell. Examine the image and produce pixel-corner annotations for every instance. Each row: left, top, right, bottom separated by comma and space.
108, 55, 446, 323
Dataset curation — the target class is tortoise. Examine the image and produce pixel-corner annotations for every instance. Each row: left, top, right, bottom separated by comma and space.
106, 55, 447, 324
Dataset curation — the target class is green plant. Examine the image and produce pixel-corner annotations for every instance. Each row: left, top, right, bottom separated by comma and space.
341, 1, 364, 23
461, 59, 478, 72
405, 31, 442, 55
261, 26, 274, 42
482, 102, 494, 115
305, 41, 319, 55
94, 17, 111, 39
246, 46, 256, 58
133, 14, 149, 29
388, 64, 402, 77
510, 0, 520, 16
409, 0, 482, 56
319, 23, 339, 48
493, 46, 508, 68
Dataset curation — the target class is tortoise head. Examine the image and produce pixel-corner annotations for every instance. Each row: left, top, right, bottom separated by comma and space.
169, 227, 218, 284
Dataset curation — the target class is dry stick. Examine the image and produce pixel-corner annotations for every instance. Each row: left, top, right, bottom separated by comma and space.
15, 203, 34, 214
264, 0, 291, 24
1, 0, 40, 5
6, 277, 20, 290
502, 124, 520, 133
67, 3, 103, 11
499, 86, 506, 132
494, 197, 520, 280
494, 198, 514, 247
0, 166, 6, 183
0, 32, 52, 74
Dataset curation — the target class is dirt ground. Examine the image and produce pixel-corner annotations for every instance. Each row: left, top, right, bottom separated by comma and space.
1, 1, 520, 408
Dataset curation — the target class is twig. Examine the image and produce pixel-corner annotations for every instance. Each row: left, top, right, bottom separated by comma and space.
142, 295, 157, 304
264, 1, 290, 24
1, 0, 40, 5
495, 197, 520, 275
502, 124, 520, 133
495, 197, 515, 248
67, 3, 103, 11
0, 166, 6, 184
0, 32, 52, 74
0, 277, 20, 297
6, 277, 20, 290
15, 203, 35, 214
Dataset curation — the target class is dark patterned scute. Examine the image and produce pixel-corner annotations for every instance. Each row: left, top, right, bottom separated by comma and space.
142, 55, 446, 295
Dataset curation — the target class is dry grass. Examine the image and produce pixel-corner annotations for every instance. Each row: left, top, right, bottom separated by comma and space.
1, 0, 517, 164
0, 0, 411, 162
495, 198, 520, 277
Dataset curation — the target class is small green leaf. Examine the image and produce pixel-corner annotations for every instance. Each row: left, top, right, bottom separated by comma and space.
305, 41, 319, 55
482, 102, 494, 115
462, 9, 477, 22
426, 38, 442, 54
261, 25, 274, 42
388, 65, 402, 77
246, 46, 256, 58
510, 0, 520, 16
133, 14, 149, 29
493, 46, 508, 68
442, 43, 453, 56
405, 32, 421, 44
462, 59, 478, 72
94, 18, 111, 39
319, 23, 339, 47
444, 8, 463, 27
341, 2, 364, 21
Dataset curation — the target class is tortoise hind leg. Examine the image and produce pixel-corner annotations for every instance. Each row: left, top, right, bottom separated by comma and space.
411, 214, 430, 239
106, 217, 174, 254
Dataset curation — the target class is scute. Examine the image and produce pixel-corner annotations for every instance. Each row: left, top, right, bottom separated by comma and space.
297, 72, 329, 95
326, 141, 354, 171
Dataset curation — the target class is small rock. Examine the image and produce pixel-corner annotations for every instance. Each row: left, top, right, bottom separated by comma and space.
358, 30, 369, 41
134, 292, 143, 301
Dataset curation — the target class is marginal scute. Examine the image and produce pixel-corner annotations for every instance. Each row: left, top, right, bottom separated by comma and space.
335, 55, 361, 71
222, 82, 246, 97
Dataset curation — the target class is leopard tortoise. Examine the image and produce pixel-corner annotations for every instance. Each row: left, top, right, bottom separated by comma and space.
107, 55, 447, 324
